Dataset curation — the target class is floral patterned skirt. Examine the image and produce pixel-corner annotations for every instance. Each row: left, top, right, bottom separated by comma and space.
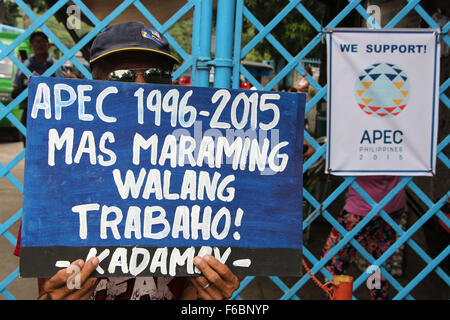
322, 209, 403, 300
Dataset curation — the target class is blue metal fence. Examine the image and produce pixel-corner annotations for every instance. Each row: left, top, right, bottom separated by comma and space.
0, 0, 448, 300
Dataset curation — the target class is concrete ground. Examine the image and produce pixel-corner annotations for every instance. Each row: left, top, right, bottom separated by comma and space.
0, 140, 448, 300
0, 140, 37, 300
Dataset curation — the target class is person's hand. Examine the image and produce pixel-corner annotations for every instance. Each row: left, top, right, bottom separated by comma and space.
190, 254, 240, 300
37, 257, 100, 300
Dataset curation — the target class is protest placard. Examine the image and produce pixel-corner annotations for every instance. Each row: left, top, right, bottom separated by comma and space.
20, 77, 305, 277
326, 28, 440, 176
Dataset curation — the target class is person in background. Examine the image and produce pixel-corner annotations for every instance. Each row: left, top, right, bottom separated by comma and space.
322, 175, 406, 300
11, 31, 66, 145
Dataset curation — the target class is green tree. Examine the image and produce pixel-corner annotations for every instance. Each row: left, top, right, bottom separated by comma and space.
0, 1, 21, 27
242, 0, 326, 65
169, 17, 193, 62
8, 0, 93, 50
26, 0, 47, 13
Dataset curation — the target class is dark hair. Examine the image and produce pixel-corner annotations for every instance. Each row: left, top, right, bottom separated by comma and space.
30, 31, 48, 43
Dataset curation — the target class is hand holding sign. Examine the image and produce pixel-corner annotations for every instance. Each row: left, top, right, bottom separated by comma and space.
21, 77, 305, 280
191, 254, 240, 300
38, 257, 99, 300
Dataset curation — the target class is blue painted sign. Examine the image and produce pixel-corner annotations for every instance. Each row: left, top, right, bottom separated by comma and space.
20, 77, 305, 277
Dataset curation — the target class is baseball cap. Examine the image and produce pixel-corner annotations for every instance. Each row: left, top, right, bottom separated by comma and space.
89, 21, 179, 66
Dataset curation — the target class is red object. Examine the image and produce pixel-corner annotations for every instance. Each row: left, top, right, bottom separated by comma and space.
384, 107, 396, 113
438, 216, 450, 233
179, 76, 191, 86
239, 80, 251, 89
332, 275, 353, 300
438, 205, 450, 233
14, 223, 21, 257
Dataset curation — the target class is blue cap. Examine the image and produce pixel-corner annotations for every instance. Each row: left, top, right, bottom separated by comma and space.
89, 21, 179, 66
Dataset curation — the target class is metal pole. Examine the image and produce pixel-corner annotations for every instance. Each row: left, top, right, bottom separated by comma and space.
232, 0, 244, 89
192, 0, 213, 87
213, 0, 236, 88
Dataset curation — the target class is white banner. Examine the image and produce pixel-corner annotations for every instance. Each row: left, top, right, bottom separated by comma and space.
326, 28, 440, 176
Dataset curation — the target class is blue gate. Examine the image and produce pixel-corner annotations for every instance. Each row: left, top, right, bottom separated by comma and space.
0, 0, 448, 300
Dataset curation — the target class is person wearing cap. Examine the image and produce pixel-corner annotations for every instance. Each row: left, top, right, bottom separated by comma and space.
26, 21, 240, 300
12, 31, 69, 145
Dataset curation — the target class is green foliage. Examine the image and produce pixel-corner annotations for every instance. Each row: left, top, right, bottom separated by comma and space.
26, 0, 48, 13
243, 0, 325, 63
44, 15, 93, 49
2, 0, 47, 27
168, 17, 193, 62
45, 16, 75, 48
1, 1, 21, 27
2, 1, 91, 49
